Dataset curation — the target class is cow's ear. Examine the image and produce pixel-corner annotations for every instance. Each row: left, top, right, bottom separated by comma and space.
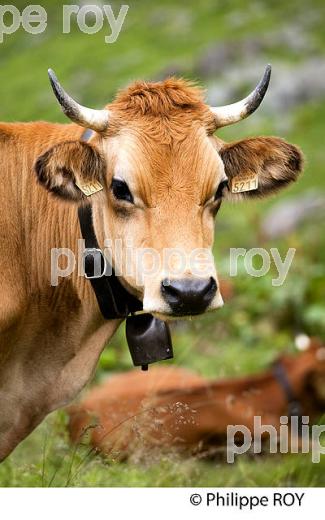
35, 141, 106, 202
219, 137, 303, 200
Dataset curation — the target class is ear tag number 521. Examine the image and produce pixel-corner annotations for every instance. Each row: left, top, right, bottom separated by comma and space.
231, 173, 258, 194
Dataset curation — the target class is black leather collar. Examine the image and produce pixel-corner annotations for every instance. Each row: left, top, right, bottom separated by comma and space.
78, 204, 142, 319
272, 360, 303, 434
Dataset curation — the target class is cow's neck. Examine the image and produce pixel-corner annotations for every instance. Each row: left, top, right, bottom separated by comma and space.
14, 123, 100, 311
0, 122, 122, 460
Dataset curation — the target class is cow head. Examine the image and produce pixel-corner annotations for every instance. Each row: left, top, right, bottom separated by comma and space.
35, 67, 303, 318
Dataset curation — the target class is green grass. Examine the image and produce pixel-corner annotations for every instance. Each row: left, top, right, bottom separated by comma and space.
1, 412, 325, 487
1, 0, 325, 486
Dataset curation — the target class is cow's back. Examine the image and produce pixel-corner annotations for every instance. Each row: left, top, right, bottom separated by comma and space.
68, 366, 206, 455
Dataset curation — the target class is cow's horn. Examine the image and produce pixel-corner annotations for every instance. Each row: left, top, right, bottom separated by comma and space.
210, 65, 271, 128
48, 69, 110, 132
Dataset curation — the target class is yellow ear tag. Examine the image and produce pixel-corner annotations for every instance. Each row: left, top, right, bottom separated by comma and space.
75, 180, 104, 197
230, 172, 258, 194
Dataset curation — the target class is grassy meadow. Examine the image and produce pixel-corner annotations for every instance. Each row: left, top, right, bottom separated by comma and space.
1, 0, 325, 486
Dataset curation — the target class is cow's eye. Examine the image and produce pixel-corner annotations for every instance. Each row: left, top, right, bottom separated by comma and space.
111, 179, 133, 203
214, 179, 228, 200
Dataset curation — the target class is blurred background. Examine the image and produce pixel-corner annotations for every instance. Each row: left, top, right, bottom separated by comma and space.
1, 0, 325, 486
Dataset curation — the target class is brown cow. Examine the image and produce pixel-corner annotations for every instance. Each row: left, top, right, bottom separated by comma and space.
68, 338, 325, 459
0, 66, 303, 460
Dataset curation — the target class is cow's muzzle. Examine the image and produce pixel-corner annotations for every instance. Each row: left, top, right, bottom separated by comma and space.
161, 277, 217, 316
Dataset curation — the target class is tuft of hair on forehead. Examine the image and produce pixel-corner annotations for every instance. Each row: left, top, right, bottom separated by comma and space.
111, 77, 208, 117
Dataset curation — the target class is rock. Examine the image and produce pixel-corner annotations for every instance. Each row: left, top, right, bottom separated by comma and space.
260, 192, 325, 240
265, 58, 325, 111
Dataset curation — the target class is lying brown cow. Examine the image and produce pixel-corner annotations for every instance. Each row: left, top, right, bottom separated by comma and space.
68, 338, 325, 459
0, 65, 303, 460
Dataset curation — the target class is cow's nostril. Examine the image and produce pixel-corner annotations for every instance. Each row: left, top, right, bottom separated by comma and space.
161, 277, 217, 316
